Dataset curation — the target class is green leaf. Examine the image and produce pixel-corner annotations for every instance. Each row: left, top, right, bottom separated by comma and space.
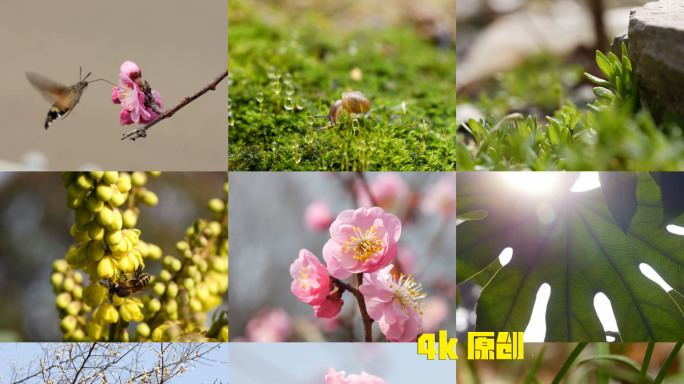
650, 172, 684, 227
457, 172, 684, 341
599, 172, 638, 233
596, 52, 614, 79
593, 87, 615, 100
585, 72, 615, 89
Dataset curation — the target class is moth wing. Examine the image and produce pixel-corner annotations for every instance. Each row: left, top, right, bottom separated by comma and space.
25, 72, 73, 109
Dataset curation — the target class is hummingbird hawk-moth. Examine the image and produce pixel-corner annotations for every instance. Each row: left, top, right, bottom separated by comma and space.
26, 69, 93, 129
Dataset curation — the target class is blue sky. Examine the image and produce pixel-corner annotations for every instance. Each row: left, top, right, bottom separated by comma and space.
0, 343, 227, 383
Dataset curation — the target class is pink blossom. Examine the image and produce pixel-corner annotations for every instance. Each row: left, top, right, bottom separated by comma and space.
323, 207, 401, 279
421, 173, 456, 218
360, 264, 425, 342
303, 200, 334, 231
421, 296, 450, 333
291, 249, 332, 306
120, 60, 142, 86
312, 294, 343, 318
244, 307, 292, 342
354, 173, 408, 212
291, 249, 343, 318
325, 367, 387, 384
111, 61, 163, 125
396, 246, 415, 275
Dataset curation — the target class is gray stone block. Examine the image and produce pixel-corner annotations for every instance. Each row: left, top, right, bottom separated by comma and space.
628, 0, 684, 120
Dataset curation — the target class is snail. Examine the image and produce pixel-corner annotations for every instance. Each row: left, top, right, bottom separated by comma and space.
314, 91, 371, 129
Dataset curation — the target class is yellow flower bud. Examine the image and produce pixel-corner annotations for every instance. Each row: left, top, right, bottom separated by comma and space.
136, 322, 151, 337
94, 303, 119, 323
120, 301, 144, 322
89, 171, 104, 180
52, 259, 69, 273
87, 240, 105, 262
122, 209, 138, 228
51, 272, 65, 289
96, 184, 113, 201
102, 171, 119, 185
86, 196, 104, 213
97, 256, 116, 279
109, 208, 123, 231
86, 321, 102, 340
56, 292, 71, 309
116, 177, 132, 194
131, 171, 147, 186
87, 222, 105, 241
109, 188, 126, 208
60, 315, 78, 333
83, 283, 106, 307
106, 230, 123, 247
74, 207, 93, 227
219, 325, 228, 342
166, 282, 179, 298
97, 205, 114, 227
142, 191, 159, 206
70, 225, 90, 242
208, 198, 225, 213
76, 174, 93, 190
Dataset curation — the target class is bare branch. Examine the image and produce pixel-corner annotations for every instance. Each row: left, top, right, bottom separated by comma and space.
121, 68, 228, 141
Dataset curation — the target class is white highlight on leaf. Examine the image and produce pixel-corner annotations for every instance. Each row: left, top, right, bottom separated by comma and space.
639, 263, 673, 292
499, 247, 513, 266
667, 225, 684, 236
523, 283, 550, 342
571, 172, 600, 192
594, 292, 620, 341
501, 172, 559, 195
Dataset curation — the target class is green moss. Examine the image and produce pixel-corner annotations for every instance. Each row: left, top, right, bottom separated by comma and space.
228, 0, 456, 171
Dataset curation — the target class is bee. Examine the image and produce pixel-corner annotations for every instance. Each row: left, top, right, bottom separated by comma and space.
107, 265, 152, 298
25, 68, 112, 129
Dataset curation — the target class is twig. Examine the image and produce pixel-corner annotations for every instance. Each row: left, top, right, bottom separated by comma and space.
122, 68, 228, 141
332, 275, 374, 342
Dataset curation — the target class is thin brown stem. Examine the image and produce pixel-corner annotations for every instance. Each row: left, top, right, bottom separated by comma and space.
332, 275, 374, 341
122, 68, 228, 141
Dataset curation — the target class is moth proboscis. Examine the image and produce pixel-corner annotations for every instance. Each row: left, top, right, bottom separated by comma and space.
26, 68, 111, 129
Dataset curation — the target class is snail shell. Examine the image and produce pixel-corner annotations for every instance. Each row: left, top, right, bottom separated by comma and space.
315, 91, 371, 128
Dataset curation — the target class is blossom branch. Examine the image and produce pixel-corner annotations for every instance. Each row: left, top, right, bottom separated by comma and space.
121, 68, 228, 141
332, 275, 374, 342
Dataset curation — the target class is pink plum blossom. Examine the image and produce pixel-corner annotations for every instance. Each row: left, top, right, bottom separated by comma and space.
119, 60, 142, 86
360, 264, 425, 342
291, 249, 343, 318
421, 296, 450, 333
354, 173, 408, 213
312, 293, 343, 318
325, 367, 387, 384
111, 61, 163, 125
323, 207, 401, 279
421, 173, 456, 219
396, 246, 415, 275
244, 307, 292, 342
303, 200, 334, 231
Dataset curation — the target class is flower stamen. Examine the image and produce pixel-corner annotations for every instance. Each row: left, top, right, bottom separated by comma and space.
341, 225, 383, 262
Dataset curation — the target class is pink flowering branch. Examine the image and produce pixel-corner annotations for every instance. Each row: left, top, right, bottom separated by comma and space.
331, 275, 374, 342
121, 68, 228, 141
